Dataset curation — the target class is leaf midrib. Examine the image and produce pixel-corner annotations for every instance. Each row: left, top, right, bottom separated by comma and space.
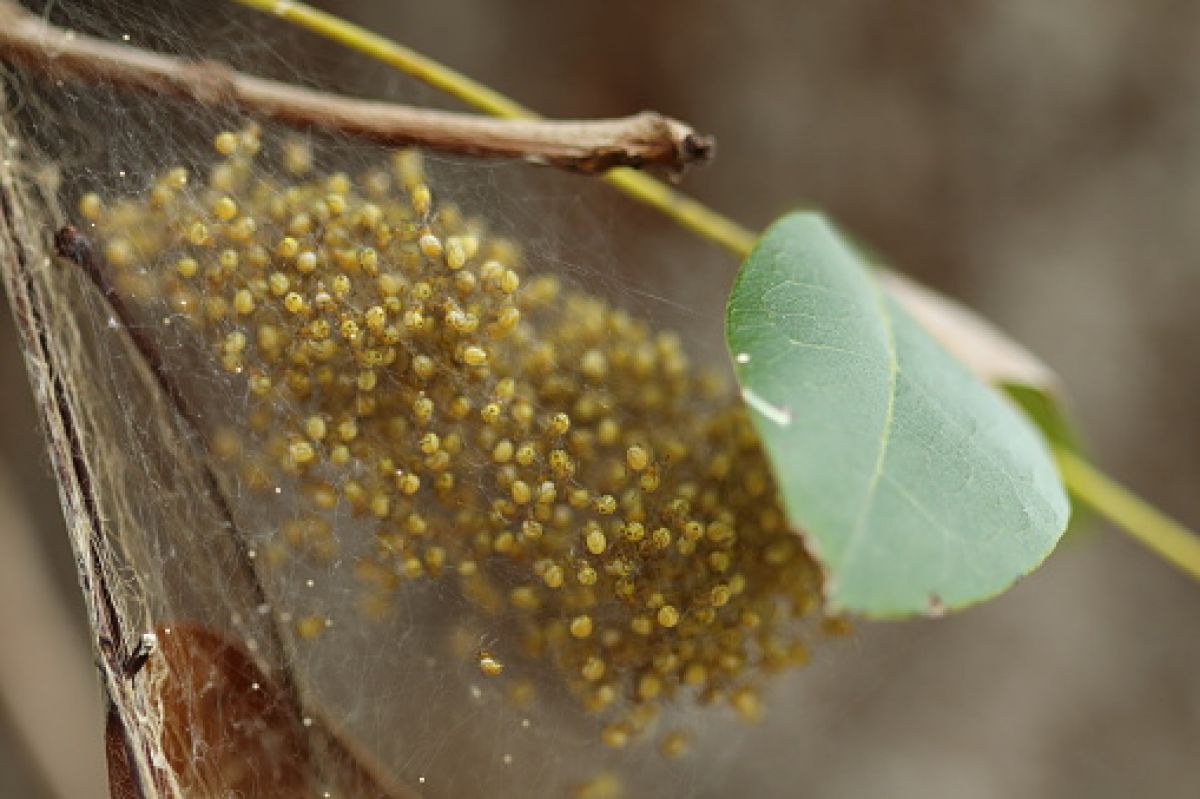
834, 271, 899, 576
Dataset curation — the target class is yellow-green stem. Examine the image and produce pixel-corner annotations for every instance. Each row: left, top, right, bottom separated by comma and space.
602, 168, 757, 256
233, 0, 530, 119
1055, 447, 1200, 580
231, 0, 757, 258
230, 0, 1200, 584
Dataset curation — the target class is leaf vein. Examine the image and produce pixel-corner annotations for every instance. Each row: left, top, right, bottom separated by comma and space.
835, 271, 899, 570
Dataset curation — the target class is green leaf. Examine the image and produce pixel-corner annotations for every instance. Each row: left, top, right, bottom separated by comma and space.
876, 270, 1083, 457
1001, 382, 1091, 539
876, 264, 1091, 537
726, 212, 1070, 617
1000, 383, 1080, 462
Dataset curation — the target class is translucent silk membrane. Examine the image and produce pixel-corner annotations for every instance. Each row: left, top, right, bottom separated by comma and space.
0, 2, 843, 796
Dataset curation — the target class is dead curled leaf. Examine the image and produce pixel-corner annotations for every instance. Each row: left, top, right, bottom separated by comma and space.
103, 624, 413, 798
106, 624, 316, 798
105, 708, 140, 799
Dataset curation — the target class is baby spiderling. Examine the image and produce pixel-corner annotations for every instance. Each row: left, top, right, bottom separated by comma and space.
76, 125, 828, 754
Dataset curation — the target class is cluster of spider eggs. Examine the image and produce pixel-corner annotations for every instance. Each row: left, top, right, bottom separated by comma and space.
77, 125, 828, 756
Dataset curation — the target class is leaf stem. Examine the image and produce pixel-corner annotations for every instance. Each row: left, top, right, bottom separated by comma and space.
603, 168, 757, 256
231, 0, 1200, 584
1054, 447, 1200, 581
229, 0, 757, 257
231, 0, 530, 118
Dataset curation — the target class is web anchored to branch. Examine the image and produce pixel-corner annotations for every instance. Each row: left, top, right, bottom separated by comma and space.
0, 1, 713, 175
0, 1, 847, 797
4, 1, 1200, 798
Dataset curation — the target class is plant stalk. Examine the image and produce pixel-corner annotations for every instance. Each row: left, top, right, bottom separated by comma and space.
231, 0, 757, 257
1055, 447, 1200, 580
230, 0, 1200, 585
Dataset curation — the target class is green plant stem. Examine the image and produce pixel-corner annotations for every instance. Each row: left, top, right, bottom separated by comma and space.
1055, 447, 1200, 580
232, 0, 531, 119
230, 0, 1200, 584
230, 0, 759, 258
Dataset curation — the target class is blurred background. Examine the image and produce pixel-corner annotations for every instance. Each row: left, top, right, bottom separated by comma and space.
2, 0, 1199, 796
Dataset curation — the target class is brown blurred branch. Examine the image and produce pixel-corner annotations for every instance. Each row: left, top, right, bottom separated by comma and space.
0, 0, 713, 174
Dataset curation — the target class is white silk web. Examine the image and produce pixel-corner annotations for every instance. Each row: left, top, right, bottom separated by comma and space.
0, 2, 845, 797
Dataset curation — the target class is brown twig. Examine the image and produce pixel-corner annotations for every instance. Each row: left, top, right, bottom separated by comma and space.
0, 0, 713, 174
0, 165, 151, 793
